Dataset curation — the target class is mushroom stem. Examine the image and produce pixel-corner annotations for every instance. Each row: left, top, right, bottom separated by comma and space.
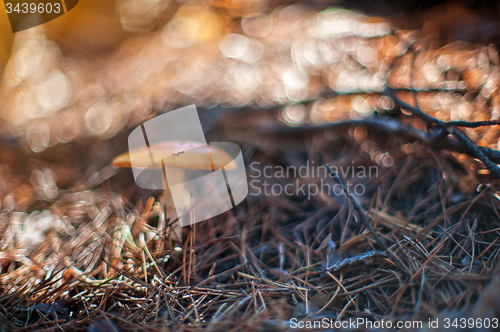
159, 168, 191, 240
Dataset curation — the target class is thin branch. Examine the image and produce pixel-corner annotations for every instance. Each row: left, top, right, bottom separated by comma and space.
385, 86, 500, 177
449, 127, 500, 178
385, 87, 442, 126
445, 119, 500, 128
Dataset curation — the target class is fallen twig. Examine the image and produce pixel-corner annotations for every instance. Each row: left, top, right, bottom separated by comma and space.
325, 164, 409, 277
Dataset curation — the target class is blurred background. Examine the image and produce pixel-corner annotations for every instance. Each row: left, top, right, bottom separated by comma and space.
2, 1, 500, 330
0, 0, 499, 154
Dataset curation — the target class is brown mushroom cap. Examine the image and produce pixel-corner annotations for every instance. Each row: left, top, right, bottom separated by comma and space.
112, 140, 237, 170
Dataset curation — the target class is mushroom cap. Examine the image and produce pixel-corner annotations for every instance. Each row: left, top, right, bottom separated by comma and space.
112, 140, 237, 170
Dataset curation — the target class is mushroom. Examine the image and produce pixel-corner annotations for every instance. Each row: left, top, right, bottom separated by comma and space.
112, 140, 236, 239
